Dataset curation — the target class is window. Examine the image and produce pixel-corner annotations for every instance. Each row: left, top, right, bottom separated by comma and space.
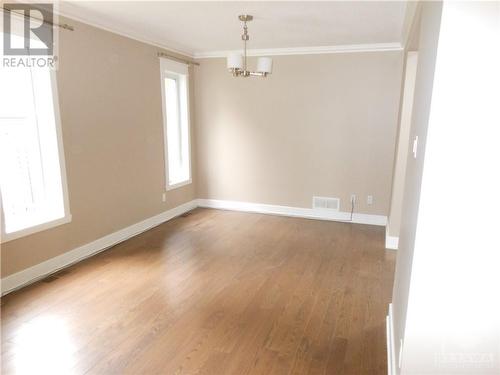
0, 33, 70, 242
160, 58, 191, 189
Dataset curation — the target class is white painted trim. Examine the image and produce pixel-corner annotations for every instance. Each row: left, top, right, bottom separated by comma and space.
0, 200, 197, 296
54, 7, 403, 60
166, 179, 192, 191
49, 69, 72, 231
385, 226, 399, 250
55, 7, 195, 58
401, 1, 420, 49
0, 67, 71, 244
197, 199, 387, 226
1, 215, 72, 244
194, 43, 403, 59
55, 5, 403, 60
387, 303, 397, 375
386, 236, 399, 250
1, 198, 388, 295
159, 57, 193, 192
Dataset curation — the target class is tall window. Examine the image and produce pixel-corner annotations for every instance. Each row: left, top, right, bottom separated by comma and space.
0, 33, 70, 242
160, 58, 191, 189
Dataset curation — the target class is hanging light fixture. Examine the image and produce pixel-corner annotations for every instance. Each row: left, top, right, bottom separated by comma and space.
227, 15, 273, 78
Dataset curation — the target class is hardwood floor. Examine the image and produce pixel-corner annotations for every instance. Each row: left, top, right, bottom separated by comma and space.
1, 208, 396, 374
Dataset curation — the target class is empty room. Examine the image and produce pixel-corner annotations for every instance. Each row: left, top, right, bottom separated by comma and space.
1, 1, 498, 374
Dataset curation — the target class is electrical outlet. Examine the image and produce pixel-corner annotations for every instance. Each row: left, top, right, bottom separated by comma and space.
350, 194, 356, 204
367, 195, 373, 205
162, 192, 166, 202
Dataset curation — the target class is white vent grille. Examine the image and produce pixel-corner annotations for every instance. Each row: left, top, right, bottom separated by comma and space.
312, 196, 340, 211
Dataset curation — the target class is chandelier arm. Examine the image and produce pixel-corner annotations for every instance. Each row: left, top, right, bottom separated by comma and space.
248, 72, 267, 78
228, 15, 270, 78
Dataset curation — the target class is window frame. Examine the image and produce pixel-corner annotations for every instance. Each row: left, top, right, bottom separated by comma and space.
159, 57, 192, 191
0, 70, 71, 243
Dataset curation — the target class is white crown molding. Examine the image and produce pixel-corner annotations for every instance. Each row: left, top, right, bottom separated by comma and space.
54, 7, 195, 59
50, 5, 403, 60
0, 200, 198, 296
194, 43, 403, 59
197, 198, 387, 226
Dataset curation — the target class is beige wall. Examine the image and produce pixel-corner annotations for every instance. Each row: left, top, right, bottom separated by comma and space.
387, 51, 418, 238
385, 2, 422, 241
386, 1, 422, 238
395, 1, 500, 373
0, 17, 197, 277
194, 52, 403, 215
389, 2, 442, 372
1, 18, 405, 278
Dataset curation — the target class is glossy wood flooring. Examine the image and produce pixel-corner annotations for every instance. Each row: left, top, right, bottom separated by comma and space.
1, 208, 396, 374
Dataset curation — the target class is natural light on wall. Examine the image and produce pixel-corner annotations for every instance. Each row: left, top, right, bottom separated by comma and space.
402, 2, 500, 373
160, 57, 191, 189
0, 32, 70, 242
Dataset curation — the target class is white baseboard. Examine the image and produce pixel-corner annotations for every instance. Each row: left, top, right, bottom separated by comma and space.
385, 235, 399, 250
387, 303, 397, 375
385, 225, 399, 250
0, 200, 197, 296
197, 198, 387, 226
1, 197, 387, 296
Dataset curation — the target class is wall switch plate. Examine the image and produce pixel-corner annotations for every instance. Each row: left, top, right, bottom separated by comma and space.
412, 136, 419, 159
367, 195, 373, 205
162, 192, 166, 202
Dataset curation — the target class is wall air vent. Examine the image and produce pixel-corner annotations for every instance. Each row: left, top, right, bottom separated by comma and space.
312, 196, 340, 211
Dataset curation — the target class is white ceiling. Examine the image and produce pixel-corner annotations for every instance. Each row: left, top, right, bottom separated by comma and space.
58, 1, 408, 58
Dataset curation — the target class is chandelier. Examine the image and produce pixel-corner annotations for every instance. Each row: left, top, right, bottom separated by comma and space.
227, 15, 273, 78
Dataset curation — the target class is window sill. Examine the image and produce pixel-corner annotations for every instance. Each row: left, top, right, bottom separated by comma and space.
1, 214, 72, 244
167, 179, 192, 191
